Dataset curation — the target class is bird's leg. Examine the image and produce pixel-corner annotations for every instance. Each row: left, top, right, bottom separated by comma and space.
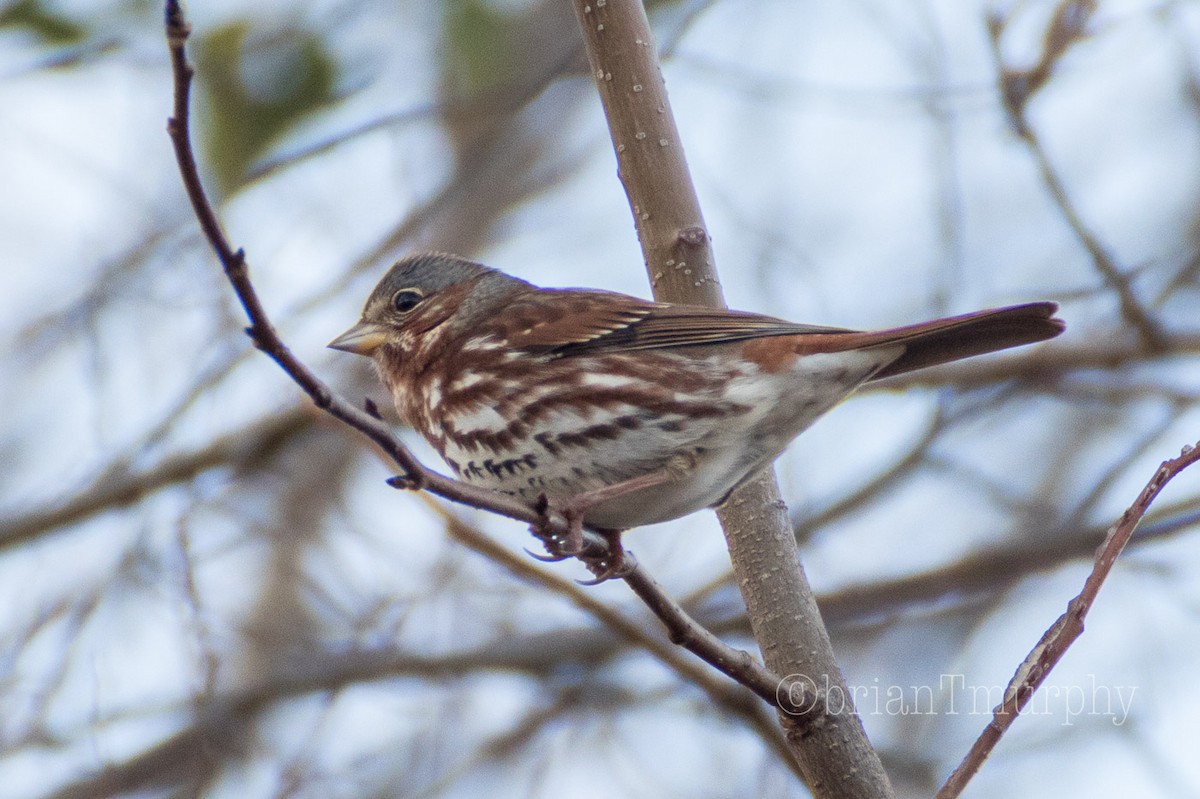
532, 462, 688, 582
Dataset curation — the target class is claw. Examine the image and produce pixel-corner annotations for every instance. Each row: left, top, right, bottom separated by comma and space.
577, 554, 636, 585
526, 493, 635, 584
579, 536, 636, 583
524, 546, 570, 563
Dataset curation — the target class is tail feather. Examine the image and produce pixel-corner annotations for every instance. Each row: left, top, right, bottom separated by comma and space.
850, 302, 1063, 380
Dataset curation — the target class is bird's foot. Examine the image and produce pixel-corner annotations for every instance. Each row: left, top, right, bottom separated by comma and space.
529, 494, 632, 583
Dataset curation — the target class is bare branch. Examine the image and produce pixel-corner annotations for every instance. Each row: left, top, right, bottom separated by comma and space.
816, 498, 1200, 628
0, 410, 311, 552
987, 5, 1165, 349
432, 502, 801, 775
569, 0, 892, 794
936, 439, 1200, 798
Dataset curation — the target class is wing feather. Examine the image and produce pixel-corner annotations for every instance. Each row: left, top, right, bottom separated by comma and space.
500, 289, 848, 354
494, 288, 1062, 370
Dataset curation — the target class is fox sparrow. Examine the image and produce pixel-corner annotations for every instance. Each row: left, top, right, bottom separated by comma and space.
330, 253, 1063, 575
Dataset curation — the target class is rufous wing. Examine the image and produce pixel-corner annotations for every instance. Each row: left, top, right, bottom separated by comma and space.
500, 287, 1063, 375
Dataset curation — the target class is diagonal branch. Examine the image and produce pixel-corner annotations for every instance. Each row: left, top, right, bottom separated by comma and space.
935, 439, 1200, 798
430, 501, 801, 775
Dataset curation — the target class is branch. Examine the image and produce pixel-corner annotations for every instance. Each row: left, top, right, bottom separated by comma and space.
815, 498, 1200, 627
430, 501, 800, 776
935, 439, 1200, 798
987, 5, 1165, 350
162, 0, 804, 726
569, 1, 892, 795
0, 410, 312, 552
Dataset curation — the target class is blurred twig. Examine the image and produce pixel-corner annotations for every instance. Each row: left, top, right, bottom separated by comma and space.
0, 410, 311, 552
987, 2, 1165, 350
816, 498, 1200, 628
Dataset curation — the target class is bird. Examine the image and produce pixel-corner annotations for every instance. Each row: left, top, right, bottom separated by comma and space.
329, 253, 1063, 576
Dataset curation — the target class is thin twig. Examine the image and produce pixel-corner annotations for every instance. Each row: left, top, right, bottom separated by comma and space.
814, 498, 1200, 628
987, 7, 1165, 349
164, 1, 556, 534
794, 406, 948, 542
0, 410, 311, 552
935, 439, 1200, 798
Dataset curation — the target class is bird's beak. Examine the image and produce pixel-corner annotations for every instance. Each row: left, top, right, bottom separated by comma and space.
327, 321, 388, 356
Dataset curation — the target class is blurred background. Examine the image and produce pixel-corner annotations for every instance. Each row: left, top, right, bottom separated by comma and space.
3, 0, 1200, 796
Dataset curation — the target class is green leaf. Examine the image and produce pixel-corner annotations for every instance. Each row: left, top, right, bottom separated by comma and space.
442, 0, 522, 97
194, 20, 338, 195
0, 0, 87, 45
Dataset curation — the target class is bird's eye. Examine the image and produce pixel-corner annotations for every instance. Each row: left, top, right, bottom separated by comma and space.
391, 289, 424, 313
